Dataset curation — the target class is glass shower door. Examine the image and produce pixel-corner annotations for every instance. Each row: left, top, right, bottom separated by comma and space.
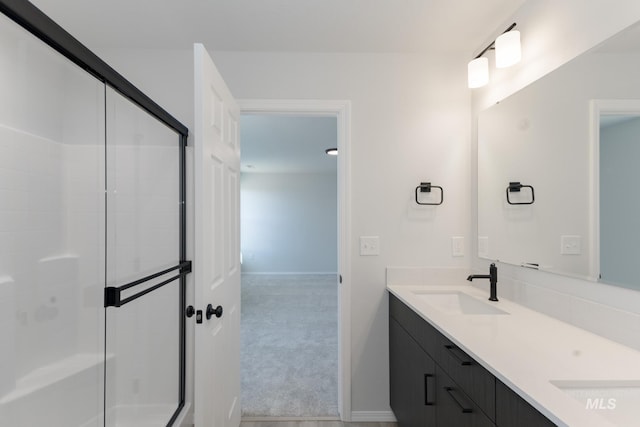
0, 11, 106, 427
1, 4, 189, 425
104, 87, 183, 427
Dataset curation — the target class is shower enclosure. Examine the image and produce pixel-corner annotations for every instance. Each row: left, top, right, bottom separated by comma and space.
0, 1, 190, 426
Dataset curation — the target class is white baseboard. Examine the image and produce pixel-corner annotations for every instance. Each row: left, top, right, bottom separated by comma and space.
350, 411, 397, 422
241, 416, 341, 422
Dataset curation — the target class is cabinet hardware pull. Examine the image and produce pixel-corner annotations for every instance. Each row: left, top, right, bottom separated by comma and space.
424, 374, 435, 406
444, 387, 473, 413
444, 344, 472, 366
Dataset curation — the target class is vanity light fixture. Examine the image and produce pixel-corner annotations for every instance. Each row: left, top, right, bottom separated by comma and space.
467, 23, 520, 89
495, 29, 521, 68
468, 57, 489, 88
325, 148, 338, 156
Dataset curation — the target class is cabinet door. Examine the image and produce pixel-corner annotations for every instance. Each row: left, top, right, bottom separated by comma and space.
437, 367, 495, 427
496, 380, 556, 427
390, 318, 437, 427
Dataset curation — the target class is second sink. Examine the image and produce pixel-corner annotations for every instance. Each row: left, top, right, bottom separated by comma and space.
412, 290, 509, 315
550, 380, 640, 427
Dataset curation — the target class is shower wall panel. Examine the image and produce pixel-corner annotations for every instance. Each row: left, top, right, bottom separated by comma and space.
0, 10, 105, 427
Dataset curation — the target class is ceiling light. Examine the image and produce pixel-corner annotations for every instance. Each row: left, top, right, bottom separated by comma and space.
325, 148, 338, 156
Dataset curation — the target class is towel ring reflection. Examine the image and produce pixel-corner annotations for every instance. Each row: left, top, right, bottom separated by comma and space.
415, 182, 443, 205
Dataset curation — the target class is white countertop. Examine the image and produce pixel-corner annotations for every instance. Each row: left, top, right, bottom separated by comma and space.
388, 283, 640, 427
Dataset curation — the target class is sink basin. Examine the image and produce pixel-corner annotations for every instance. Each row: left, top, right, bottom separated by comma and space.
551, 380, 640, 426
412, 290, 508, 315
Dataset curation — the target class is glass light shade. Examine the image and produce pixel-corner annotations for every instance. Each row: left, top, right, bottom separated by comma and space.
468, 57, 489, 88
495, 30, 521, 68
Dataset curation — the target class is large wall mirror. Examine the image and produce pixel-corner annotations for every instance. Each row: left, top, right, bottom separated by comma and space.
478, 19, 640, 290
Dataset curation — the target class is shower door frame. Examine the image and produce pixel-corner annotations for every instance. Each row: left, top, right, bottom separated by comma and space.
0, 1, 191, 425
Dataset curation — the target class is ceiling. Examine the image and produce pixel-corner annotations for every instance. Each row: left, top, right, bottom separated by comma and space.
29, 0, 524, 54
26, 0, 525, 174
241, 115, 337, 174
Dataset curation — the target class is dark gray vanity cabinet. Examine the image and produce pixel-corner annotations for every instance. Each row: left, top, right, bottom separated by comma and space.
389, 293, 556, 427
495, 380, 557, 427
390, 318, 436, 426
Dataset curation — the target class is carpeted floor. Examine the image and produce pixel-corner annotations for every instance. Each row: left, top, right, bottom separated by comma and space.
241, 274, 339, 417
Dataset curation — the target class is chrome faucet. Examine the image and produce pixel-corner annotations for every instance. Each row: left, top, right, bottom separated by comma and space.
467, 263, 498, 301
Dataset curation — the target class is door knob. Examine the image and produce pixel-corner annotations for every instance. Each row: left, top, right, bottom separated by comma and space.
206, 303, 223, 320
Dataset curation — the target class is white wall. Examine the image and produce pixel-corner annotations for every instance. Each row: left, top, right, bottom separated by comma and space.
470, 1, 640, 350
96, 1, 640, 417
97, 48, 472, 416
241, 172, 337, 274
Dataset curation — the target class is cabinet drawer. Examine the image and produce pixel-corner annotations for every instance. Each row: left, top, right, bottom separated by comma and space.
496, 380, 556, 427
436, 334, 496, 421
437, 366, 496, 427
389, 293, 439, 356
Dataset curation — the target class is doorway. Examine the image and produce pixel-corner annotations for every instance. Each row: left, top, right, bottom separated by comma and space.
238, 100, 351, 420
592, 100, 640, 288
591, 99, 640, 288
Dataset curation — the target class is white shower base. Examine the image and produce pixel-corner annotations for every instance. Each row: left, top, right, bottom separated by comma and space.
92, 403, 180, 427
0, 353, 110, 427
1, 353, 181, 426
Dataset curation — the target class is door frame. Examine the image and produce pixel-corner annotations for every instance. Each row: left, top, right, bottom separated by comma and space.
238, 99, 352, 421
589, 99, 640, 283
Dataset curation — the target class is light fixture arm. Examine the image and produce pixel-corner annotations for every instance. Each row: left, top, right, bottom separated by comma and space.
474, 22, 517, 59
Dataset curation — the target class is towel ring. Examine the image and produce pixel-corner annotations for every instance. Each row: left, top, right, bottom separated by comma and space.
415, 182, 443, 205
506, 182, 534, 205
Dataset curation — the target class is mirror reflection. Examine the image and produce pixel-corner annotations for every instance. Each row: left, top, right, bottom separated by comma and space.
477, 20, 640, 289
600, 113, 640, 288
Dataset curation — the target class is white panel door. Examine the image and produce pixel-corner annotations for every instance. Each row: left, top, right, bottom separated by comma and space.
194, 43, 241, 427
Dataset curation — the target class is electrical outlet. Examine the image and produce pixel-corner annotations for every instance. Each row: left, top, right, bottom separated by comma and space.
451, 236, 464, 257
561, 235, 581, 255
360, 236, 380, 256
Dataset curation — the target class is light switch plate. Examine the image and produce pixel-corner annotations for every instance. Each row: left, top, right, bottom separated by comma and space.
451, 236, 464, 257
360, 236, 380, 256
